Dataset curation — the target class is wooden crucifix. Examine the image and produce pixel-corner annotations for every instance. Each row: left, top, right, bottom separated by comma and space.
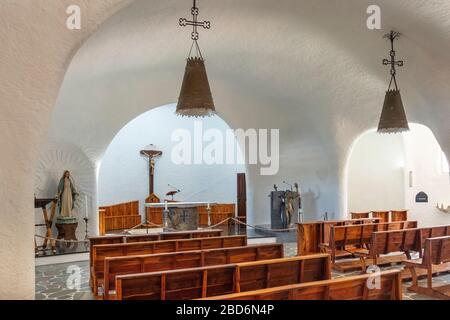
140, 149, 162, 196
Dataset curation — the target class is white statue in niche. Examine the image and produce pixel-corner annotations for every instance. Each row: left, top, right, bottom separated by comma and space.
57, 170, 78, 218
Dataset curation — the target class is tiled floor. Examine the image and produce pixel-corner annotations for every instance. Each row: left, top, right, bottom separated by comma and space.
35, 241, 450, 300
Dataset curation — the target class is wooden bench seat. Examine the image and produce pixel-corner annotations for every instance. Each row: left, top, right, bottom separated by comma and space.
101, 243, 284, 299
91, 235, 246, 295
115, 254, 331, 300
200, 269, 402, 300
404, 236, 450, 299
320, 221, 417, 264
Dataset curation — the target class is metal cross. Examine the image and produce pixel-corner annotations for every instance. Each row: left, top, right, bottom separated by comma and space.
382, 31, 404, 90
179, 0, 211, 41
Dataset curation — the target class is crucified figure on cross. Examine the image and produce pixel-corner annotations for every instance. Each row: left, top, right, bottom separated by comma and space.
140, 149, 162, 196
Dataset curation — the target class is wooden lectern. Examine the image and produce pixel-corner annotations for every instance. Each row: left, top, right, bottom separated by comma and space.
34, 198, 57, 256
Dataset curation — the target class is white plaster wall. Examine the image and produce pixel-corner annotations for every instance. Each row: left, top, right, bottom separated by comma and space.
403, 124, 450, 227
98, 104, 246, 215
347, 131, 406, 213
0, 0, 132, 299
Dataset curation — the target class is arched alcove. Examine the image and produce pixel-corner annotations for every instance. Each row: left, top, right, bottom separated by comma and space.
98, 104, 247, 218
346, 123, 450, 226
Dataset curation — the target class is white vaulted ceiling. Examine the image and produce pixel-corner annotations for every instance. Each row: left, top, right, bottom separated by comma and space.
48, 0, 450, 223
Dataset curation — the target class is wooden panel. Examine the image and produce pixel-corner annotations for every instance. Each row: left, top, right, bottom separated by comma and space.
99, 201, 141, 232
372, 211, 390, 223
116, 254, 331, 300
391, 210, 408, 222
351, 212, 370, 220
201, 270, 402, 300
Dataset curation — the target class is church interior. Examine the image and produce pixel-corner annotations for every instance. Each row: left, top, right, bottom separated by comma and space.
2, 0, 450, 301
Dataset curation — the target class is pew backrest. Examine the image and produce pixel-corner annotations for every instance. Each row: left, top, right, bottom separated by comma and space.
422, 236, 450, 266
103, 244, 284, 297
371, 211, 390, 223
420, 225, 450, 247
391, 210, 408, 222
200, 270, 402, 300
297, 219, 381, 256
350, 212, 370, 220
115, 254, 331, 300
369, 228, 421, 258
330, 221, 417, 247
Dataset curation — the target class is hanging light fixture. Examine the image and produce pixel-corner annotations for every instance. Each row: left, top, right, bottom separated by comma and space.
176, 0, 216, 117
377, 30, 409, 134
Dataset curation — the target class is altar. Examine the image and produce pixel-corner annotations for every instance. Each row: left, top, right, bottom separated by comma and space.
145, 202, 217, 231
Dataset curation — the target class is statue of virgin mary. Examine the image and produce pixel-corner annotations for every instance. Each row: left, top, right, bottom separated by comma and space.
57, 170, 78, 218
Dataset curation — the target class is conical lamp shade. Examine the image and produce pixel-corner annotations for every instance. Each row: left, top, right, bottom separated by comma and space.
377, 89, 409, 133
176, 57, 215, 117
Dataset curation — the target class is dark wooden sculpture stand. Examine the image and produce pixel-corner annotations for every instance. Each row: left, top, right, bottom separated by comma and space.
55, 222, 78, 250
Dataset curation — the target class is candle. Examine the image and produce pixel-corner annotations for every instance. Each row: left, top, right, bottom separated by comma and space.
85, 195, 89, 219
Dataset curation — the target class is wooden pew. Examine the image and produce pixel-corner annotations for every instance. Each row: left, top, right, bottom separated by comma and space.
89, 230, 222, 268
91, 235, 247, 295
200, 269, 402, 300
115, 254, 331, 300
372, 211, 390, 223
102, 243, 284, 299
404, 236, 450, 299
89, 234, 160, 280
354, 225, 450, 273
354, 228, 422, 272
297, 218, 381, 256
320, 221, 418, 264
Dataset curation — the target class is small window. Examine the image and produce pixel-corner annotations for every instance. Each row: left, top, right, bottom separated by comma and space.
441, 151, 449, 173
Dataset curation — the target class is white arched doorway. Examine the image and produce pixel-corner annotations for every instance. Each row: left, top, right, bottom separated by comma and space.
98, 103, 247, 221
346, 123, 450, 226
